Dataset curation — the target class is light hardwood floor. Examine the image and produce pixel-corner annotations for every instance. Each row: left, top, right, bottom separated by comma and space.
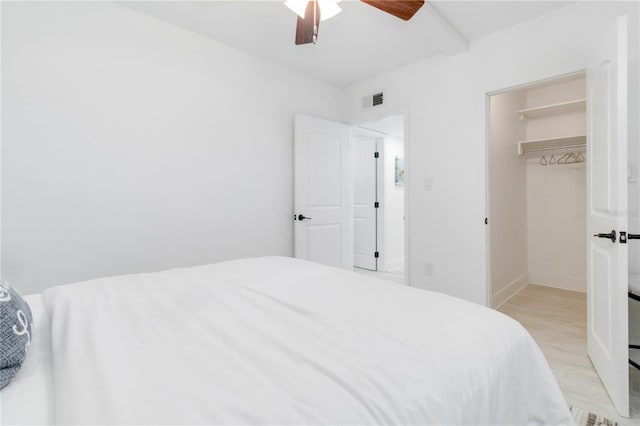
499, 284, 640, 425
353, 267, 405, 285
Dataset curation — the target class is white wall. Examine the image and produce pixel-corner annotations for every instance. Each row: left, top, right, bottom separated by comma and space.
488, 90, 528, 307
1, 2, 344, 294
526, 77, 587, 293
382, 136, 404, 272
343, 1, 639, 305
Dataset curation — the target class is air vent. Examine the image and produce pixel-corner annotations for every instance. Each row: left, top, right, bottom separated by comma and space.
372, 92, 384, 106
362, 91, 384, 109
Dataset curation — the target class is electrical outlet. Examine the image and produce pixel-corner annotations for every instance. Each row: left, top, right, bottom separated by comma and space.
424, 263, 433, 276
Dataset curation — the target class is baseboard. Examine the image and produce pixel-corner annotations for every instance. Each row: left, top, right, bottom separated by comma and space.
528, 273, 586, 293
492, 272, 529, 309
385, 258, 404, 272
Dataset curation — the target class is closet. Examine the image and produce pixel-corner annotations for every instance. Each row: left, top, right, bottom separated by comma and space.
489, 74, 587, 306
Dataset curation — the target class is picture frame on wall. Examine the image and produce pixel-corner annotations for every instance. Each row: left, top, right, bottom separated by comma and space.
395, 156, 405, 186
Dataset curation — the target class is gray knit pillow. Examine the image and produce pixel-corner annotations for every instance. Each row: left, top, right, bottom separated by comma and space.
0, 281, 32, 389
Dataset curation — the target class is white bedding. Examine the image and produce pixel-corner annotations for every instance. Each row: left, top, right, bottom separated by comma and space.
0, 295, 55, 425
39, 256, 571, 425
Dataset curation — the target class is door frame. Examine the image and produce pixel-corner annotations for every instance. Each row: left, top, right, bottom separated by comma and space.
351, 128, 385, 271
350, 108, 410, 285
484, 69, 587, 308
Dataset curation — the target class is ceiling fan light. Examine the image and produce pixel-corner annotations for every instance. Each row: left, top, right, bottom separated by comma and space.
318, 0, 342, 21
284, 0, 308, 19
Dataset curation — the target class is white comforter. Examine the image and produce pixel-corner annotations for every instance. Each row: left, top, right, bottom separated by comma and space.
42, 257, 573, 425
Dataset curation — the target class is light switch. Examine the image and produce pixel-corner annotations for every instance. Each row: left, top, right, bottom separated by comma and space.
424, 177, 433, 191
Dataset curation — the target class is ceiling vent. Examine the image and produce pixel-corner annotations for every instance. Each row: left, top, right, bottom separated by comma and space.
362, 91, 384, 109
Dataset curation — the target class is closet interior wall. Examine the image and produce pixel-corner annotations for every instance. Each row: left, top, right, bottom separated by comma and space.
525, 77, 587, 293
489, 91, 529, 308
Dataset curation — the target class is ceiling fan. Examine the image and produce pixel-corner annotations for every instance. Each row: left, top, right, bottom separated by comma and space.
284, 0, 425, 45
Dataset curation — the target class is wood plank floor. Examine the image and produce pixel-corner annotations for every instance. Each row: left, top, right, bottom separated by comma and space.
499, 284, 640, 425
353, 267, 405, 285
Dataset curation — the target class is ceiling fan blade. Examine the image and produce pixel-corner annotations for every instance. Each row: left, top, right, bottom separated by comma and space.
361, 0, 425, 21
295, 1, 321, 45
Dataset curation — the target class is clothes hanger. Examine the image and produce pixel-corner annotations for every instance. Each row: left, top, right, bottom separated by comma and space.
565, 152, 579, 164
558, 151, 569, 164
549, 149, 557, 165
560, 149, 581, 164
540, 150, 548, 166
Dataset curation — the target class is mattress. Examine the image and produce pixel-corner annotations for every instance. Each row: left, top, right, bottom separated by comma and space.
0, 294, 55, 425
1, 257, 573, 425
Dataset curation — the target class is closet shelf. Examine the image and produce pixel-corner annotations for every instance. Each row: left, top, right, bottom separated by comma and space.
518, 99, 586, 120
518, 134, 586, 155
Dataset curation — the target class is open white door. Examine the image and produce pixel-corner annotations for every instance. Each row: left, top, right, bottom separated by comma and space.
294, 114, 352, 269
353, 137, 378, 271
587, 15, 629, 417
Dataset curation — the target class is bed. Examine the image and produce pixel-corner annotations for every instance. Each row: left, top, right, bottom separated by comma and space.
1, 256, 573, 425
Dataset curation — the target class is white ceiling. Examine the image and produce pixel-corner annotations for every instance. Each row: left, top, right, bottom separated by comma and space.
120, 1, 571, 87
429, 1, 572, 42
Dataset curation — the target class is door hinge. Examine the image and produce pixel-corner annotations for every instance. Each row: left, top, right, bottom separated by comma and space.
374, 152, 379, 158
374, 202, 379, 208
374, 251, 379, 258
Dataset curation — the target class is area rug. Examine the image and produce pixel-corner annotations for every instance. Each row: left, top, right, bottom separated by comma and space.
570, 406, 618, 426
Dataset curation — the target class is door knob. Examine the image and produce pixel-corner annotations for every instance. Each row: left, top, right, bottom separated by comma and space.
593, 230, 616, 243
297, 214, 312, 221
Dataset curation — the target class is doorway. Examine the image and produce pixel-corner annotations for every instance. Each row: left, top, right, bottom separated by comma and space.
488, 73, 587, 307
487, 71, 636, 421
352, 115, 405, 285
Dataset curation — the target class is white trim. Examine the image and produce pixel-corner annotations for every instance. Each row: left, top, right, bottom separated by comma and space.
492, 272, 529, 309
402, 112, 410, 286
484, 94, 492, 307
385, 257, 405, 273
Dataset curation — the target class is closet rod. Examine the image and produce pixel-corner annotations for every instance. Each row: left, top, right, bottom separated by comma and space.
522, 143, 586, 155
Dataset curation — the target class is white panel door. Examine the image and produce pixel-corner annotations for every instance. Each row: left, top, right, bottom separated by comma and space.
294, 114, 352, 269
587, 15, 629, 417
353, 137, 378, 271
